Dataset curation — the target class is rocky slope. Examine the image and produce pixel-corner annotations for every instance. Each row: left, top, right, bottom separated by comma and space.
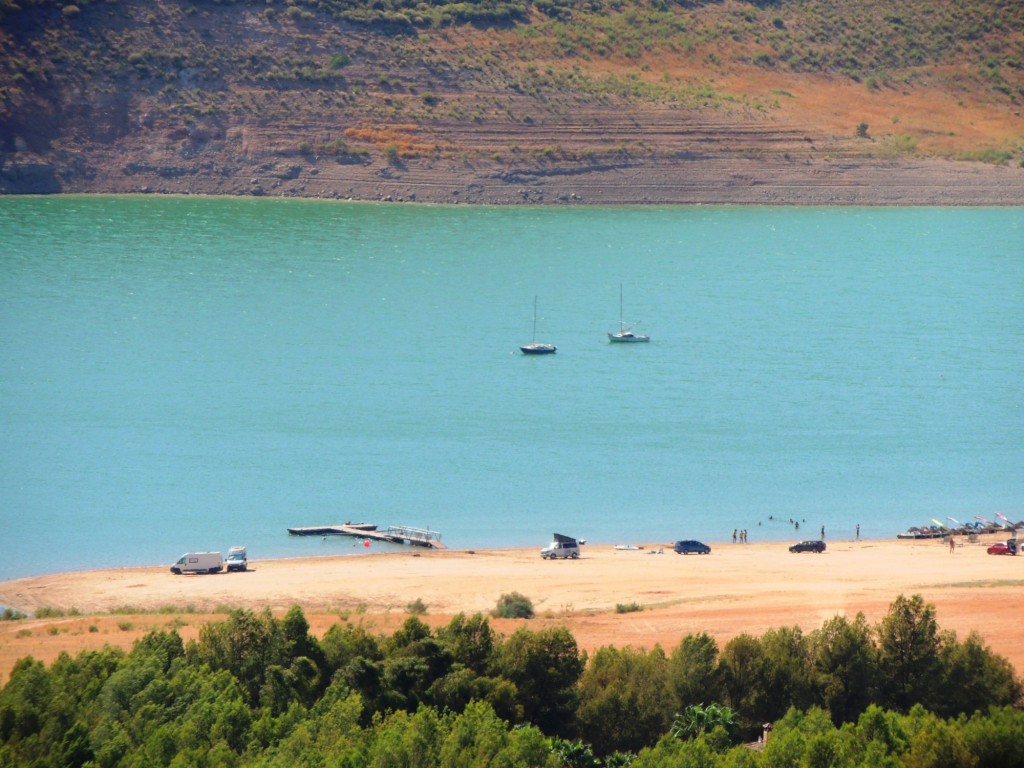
2, 0, 1022, 203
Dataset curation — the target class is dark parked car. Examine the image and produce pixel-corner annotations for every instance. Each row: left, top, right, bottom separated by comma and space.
789, 540, 826, 553
674, 539, 711, 555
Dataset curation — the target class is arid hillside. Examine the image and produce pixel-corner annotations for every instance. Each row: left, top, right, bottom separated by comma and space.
1, 0, 1022, 203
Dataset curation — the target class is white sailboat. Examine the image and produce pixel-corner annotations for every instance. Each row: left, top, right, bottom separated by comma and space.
520, 296, 557, 355
608, 284, 649, 342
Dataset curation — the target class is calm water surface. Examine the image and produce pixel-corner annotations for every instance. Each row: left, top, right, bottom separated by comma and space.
1, 196, 1022, 579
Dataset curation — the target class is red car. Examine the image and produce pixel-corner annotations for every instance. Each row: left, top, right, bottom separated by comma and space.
987, 542, 1012, 555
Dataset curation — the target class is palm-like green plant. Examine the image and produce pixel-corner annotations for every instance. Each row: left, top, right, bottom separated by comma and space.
603, 752, 636, 767
550, 737, 600, 767
670, 702, 736, 740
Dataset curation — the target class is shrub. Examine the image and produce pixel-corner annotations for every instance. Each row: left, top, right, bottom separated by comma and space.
34, 607, 66, 619
615, 602, 643, 613
406, 598, 428, 615
890, 133, 919, 154
493, 592, 534, 619
957, 148, 1013, 164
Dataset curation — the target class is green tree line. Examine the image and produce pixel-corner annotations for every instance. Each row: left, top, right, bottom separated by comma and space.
0, 595, 1020, 767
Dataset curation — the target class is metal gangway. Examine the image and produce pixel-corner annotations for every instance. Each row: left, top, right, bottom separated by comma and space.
384, 525, 445, 549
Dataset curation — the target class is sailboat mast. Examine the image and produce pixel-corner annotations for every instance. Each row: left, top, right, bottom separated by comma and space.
533, 295, 538, 342
619, 283, 625, 331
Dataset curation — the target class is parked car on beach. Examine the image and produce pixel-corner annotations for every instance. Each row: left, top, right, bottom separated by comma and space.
674, 540, 711, 555
170, 551, 223, 574
541, 533, 582, 559
789, 540, 826, 553
225, 546, 248, 571
987, 540, 1018, 555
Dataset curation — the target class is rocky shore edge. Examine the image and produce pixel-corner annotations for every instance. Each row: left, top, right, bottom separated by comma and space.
3, 152, 1023, 206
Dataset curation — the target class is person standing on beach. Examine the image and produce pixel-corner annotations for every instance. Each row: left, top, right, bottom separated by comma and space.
856, 524, 860, 541
950, 536, 955, 554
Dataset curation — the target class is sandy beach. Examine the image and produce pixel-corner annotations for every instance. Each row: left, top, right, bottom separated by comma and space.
1, 536, 1021, 686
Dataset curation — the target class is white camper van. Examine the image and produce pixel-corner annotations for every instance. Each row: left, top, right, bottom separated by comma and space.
225, 546, 248, 572
540, 533, 583, 560
170, 552, 223, 574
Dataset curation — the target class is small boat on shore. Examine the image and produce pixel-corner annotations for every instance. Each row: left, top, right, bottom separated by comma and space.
895, 512, 1024, 540
896, 527, 944, 540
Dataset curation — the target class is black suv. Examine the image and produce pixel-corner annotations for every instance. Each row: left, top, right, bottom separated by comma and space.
789, 540, 826, 553
674, 540, 711, 555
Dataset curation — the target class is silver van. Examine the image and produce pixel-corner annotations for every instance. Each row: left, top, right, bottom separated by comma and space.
541, 533, 582, 560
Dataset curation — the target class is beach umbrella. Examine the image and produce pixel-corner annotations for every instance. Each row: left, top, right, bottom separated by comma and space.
947, 516, 962, 526
994, 512, 1018, 531
975, 515, 992, 525
930, 518, 946, 529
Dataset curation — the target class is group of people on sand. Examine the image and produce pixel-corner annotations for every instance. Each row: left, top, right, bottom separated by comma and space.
732, 529, 749, 543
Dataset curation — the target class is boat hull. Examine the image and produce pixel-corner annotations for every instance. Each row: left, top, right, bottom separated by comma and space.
521, 343, 557, 354
288, 523, 377, 536
608, 332, 649, 343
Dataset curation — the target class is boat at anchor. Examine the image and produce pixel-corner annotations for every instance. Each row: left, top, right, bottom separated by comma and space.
608, 284, 649, 343
521, 296, 556, 355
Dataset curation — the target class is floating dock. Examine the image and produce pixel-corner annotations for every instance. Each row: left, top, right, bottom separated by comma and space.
288, 523, 444, 549
287, 523, 376, 536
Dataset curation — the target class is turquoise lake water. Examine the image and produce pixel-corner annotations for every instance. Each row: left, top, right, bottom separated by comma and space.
1, 196, 1022, 579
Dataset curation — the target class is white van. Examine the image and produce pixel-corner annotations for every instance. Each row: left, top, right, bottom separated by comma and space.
170, 552, 223, 574
225, 546, 248, 572
540, 533, 583, 560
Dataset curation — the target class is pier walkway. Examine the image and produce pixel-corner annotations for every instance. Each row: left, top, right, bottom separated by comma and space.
287, 523, 445, 549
